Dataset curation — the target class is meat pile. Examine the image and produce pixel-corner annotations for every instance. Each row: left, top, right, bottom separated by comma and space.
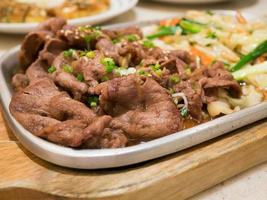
9, 18, 241, 149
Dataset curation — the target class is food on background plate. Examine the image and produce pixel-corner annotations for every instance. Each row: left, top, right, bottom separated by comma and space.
9, 11, 267, 149
0, 0, 110, 23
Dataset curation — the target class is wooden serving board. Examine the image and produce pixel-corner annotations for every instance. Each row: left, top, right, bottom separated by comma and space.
1, 108, 267, 200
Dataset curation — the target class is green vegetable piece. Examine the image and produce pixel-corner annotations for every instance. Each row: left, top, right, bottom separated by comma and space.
88, 96, 99, 108
112, 38, 120, 44
151, 63, 161, 71
101, 76, 109, 82
76, 73, 84, 82
207, 31, 217, 39
180, 107, 189, 118
48, 65, 56, 73
102, 57, 116, 73
127, 34, 138, 42
138, 69, 146, 75
63, 49, 74, 58
180, 19, 205, 34
232, 61, 267, 81
231, 40, 267, 72
86, 51, 95, 59
63, 65, 73, 74
84, 35, 93, 43
185, 68, 192, 75
169, 75, 180, 83
147, 26, 181, 39
143, 40, 155, 48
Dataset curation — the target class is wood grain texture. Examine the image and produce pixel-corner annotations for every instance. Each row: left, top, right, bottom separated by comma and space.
0, 110, 267, 200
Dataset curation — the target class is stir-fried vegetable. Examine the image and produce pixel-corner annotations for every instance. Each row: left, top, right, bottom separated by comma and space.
147, 26, 181, 39
180, 107, 189, 117
232, 61, 267, 81
179, 18, 205, 34
231, 40, 267, 72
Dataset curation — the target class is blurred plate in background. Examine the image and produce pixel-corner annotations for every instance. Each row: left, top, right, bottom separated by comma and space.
147, 0, 231, 4
0, 0, 138, 34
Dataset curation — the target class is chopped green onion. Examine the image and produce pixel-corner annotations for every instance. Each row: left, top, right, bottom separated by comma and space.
84, 32, 100, 43
138, 69, 146, 75
76, 73, 84, 82
102, 57, 117, 73
147, 26, 181, 39
231, 40, 267, 72
150, 63, 162, 76
112, 38, 120, 44
143, 40, 155, 48
63, 49, 74, 58
185, 68, 192, 75
169, 75, 180, 84
151, 63, 161, 71
180, 107, 189, 118
127, 34, 138, 42
88, 96, 99, 108
180, 19, 205, 34
86, 51, 95, 59
101, 76, 109, 82
48, 65, 56, 73
84, 35, 93, 43
63, 65, 73, 74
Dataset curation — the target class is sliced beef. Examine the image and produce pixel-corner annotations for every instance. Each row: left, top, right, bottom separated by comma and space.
10, 78, 126, 148
95, 74, 182, 140
174, 61, 241, 120
95, 38, 120, 62
20, 18, 66, 69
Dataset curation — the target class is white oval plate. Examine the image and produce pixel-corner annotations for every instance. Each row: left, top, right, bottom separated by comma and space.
0, 0, 138, 34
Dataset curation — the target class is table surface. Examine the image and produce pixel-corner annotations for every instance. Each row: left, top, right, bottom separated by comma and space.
0, 0, 267, 199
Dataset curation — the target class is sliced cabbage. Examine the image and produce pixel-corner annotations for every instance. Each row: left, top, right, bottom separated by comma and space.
207, 100, 237, 117
219, 85, 263, 108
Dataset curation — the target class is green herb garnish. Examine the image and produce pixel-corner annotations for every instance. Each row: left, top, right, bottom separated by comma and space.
86, 51, 95, 59
76, 73, 84, 82
88, 96, 99, 108
143, 40, 155, 48
102, 57, 117, 73
147, 26, 181, 39
180, 107, 189, 118
169, 75, 180, 84
63, 49, 74, 58
127, 34, 138, 42
101, 76, 109, 82
63, 65, 73, 74
48, 65, 56, 73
